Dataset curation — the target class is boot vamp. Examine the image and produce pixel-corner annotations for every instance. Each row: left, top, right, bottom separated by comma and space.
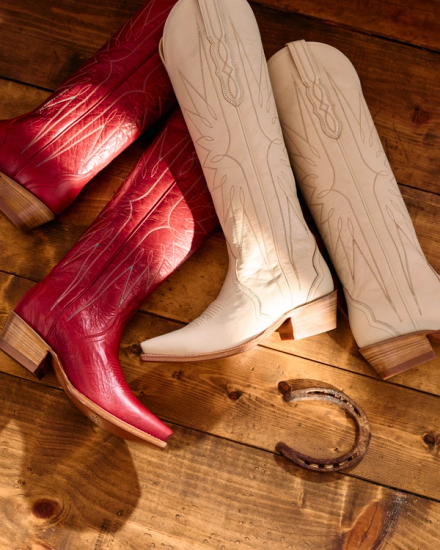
140, 275, 294, 357
48, 319, 172, 442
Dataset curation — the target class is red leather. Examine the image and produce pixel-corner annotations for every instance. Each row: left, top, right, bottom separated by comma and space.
14, 109, 218, 442
0, 0, 177, 215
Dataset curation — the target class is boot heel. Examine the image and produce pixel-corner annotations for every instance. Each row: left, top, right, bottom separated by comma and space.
278, 290, 337, 341
360, 333, 437, 379
0, 312, 52, 379
0, 172, 54, 232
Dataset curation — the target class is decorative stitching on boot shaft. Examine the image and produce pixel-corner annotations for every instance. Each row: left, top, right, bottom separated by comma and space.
287, 41, 342, 140
198, 0, 244, 107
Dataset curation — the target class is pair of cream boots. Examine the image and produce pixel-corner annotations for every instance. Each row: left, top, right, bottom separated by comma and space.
141, 0, 440, 379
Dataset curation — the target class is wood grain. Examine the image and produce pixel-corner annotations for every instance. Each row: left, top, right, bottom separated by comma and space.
2, 0, 440, 89
2, 182, 440, 397
1, 1, 440, 546
110, 316, 440, 503
0, 0, 144, 89
252, 3, 440, 196
3, 272, 440, 501
1, 370, 440, 549
1, 4, 440, 196
253, 0, 440, 53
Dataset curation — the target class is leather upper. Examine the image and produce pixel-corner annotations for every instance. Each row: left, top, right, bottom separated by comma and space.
269, 41, 440, 348
14, 109, 218, 441
0, 0, 178, 215
141, 0, 333, 358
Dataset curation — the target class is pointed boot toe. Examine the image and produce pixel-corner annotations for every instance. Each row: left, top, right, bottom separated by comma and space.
57, 342, 175, 445
0, 311, 172, 445
269, 41, 440, 379
140, 328, 196, 360
140, 288, 338, 363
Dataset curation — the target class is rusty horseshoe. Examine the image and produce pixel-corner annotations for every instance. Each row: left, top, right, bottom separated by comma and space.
276, 385, 372, 473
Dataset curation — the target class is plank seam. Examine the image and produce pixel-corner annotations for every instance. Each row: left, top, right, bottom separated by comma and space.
249, 1, 440, 56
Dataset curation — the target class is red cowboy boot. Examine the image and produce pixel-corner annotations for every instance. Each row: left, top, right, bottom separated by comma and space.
0, 0, 178, 232
0, 109, 218, 447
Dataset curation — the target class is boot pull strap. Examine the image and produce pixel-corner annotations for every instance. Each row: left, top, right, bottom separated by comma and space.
197, 0, 243, 107
287, 40, 342, 139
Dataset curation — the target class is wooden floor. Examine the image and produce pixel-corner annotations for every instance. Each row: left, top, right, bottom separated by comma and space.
1, 0, 440, 548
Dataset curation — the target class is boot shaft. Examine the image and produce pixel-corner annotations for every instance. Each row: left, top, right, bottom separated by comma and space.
0, 0, 178, 215
15, 109, 218, 343
161, 0, 330, 311
269, 41, 440, 347
3, 109, 216, 444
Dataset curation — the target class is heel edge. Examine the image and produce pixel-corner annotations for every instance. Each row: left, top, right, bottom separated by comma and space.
0, 172, 54, 232
360, 332, 437, 380
289, 290, 337, 340
0, 312, 52, 379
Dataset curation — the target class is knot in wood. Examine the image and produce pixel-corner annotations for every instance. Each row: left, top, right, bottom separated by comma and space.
228, 390, 242, 400
129, 344, 142, 356
412, 107, 430, 125
278, 381, 291, 395
31, 499, 58, 519
424, 433, 436, 447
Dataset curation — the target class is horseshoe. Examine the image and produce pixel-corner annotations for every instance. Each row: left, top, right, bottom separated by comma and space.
276, 385, 371, 473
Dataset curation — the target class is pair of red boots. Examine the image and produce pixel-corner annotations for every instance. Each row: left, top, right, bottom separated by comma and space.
0, 0, 218, 447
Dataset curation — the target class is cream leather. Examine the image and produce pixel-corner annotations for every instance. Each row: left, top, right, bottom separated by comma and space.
140, 1, 333, 359
268, 41, 440, 349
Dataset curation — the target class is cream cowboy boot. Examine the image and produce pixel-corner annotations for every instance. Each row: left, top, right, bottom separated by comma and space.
268, 40, 440, 379
140, 0, 336, 362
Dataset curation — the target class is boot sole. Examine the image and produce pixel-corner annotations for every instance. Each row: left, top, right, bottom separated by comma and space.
0, 172, 54, 232
0, 311, 167, 448
140, 290, 338, 363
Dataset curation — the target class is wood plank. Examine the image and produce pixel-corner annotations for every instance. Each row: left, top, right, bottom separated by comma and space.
1, 3, 440, 196
3, 273, 440, 501
1, 186, 440, 396
0, 80, 439, 394
112, 315, 440, 503
0, 79, 48, 117
252, 3, 440, 197
0, 77, 439, 293
1, 370, 440, 550
1, 1, 439, 546
0, 0, 144, 89
253, 0, 440, 53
